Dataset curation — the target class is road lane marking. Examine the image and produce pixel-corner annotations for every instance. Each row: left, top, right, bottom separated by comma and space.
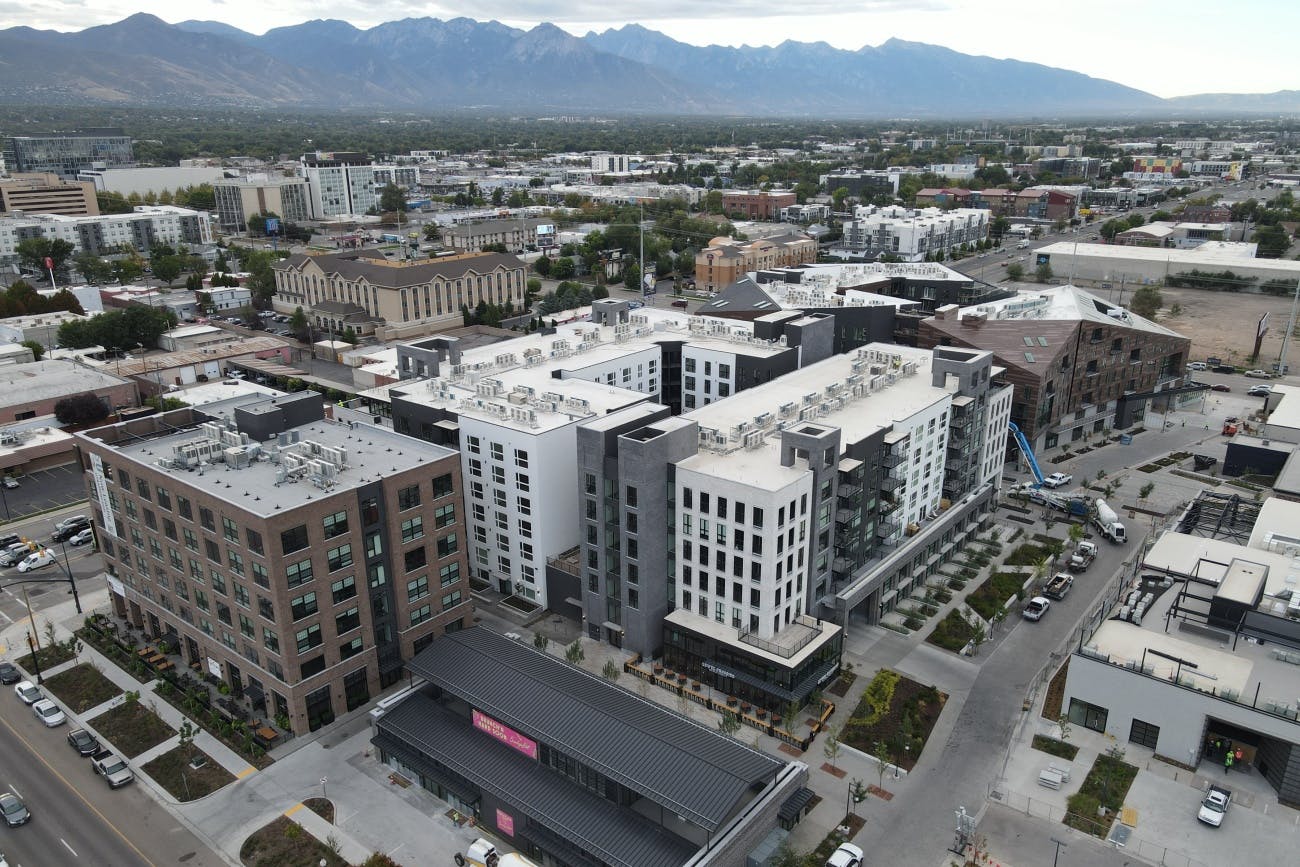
9, 784, 20, 798
284, 802, 305, 817
0, 712, 155, 866
61, 838, 78, 856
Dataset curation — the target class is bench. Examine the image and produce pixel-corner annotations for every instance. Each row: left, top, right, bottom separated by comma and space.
1048, 762, 1072, 782
1037, 769, 1064, 790
155, 660, 175, 672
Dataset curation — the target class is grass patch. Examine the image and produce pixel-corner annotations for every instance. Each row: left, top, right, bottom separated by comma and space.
925, 610, 978, 653
966, 572, 1026, 620
841, 669, 946, 770
1137, 463, 1161, 473
18, 640, 76, 673
1064, 751, 1139, 838
91, 699, 175, 758
304, 797, 334, 823
1032, 735, 1079, 761
42, 662, 123, 713
142, 746, 234, 801
1004, 543, 1046, 566
240, 815, 348, 867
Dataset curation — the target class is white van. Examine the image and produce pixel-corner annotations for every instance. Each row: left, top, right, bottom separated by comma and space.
17, 549, 56, 573
1187, 361, 1207, 371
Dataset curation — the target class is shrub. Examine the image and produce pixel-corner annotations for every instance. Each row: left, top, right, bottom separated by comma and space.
860, 670, 900, 727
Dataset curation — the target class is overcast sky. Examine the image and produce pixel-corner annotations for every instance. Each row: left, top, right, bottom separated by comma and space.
5, 1, 1296, 98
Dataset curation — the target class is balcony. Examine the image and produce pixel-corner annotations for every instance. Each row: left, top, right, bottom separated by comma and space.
880, 474, 902, 492
881, 449, 905, 469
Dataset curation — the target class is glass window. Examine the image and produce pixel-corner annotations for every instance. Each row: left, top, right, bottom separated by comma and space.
323, 511, 349, 539
331, 575, 356, 604
400, 517, 424, 542
335, 607, 360, 635
280, 525, 309, 554
410, 605, 432, 627
407, 575, 429, 602
439, 562, 460, 587
245, 529, 263, 555
397, 484, 421, 510
285, 559, 314, 588
361, 497, 379, 525
432, 474, 453, 498
295, 624, 322, 653
290, 591, 318, 621
437, 534, 458, 558
177, 495, 192, 520
221, 516, 238, 543
434, 504, 455, 529
404, 547, 427, 572
251, 561, 269, 589
326, 544, 353, 572
199, 508, 215, 532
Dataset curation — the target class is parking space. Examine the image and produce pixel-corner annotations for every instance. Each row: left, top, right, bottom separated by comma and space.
0, 464, 87, 524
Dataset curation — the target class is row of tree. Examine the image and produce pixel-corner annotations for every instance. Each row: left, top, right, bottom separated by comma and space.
57, 306, 177, 353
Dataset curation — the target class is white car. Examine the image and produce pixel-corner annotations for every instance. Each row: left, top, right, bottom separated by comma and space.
1248, 384, 1273, 397
1023, 596, 1051, 621
1244, 369, 1271, 379
1187, 361, 1208, 371
1042, 473, 1073, 489
826, 842, 864, 867
32, 698, 66, 727
13, 681, 42, 705
17, 549, 56, 572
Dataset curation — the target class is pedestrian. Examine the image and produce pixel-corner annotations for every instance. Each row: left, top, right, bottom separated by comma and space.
1225, 751, 1234, 772
1236, 747, 1244, 764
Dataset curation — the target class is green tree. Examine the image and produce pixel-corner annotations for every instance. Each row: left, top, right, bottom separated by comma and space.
532, 632, 548, 653
824, 724, 843, 770
832, 186, 850, 211
16, 237, 76, 280
379, 184, 407, 214
1035, 261, 1054, 284
152, 255, 184, 287
96, 190, 134, 214
1138, 482, 1155, 506
53, 392, 109, 425
422, 223, 441, 242
717, 710, 741, 738
533, 256, 552, 278
1129, 285, 1163, 320
112, 258, 144, 285
74, 252, 113, 285
290, 306, 311, 342
552, 257, 576, 279
1007, 262, 1025, 281
20, 340, 44, 361
341, 326, 359, 345
1254, 224, 1291, 258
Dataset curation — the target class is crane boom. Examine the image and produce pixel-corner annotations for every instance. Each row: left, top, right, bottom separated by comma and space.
1008, 421, 1045, 487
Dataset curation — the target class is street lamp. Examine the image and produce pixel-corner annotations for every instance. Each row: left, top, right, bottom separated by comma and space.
25, 630, 42, 684
1050, 836, 1068, 867
846, 778, 866, 819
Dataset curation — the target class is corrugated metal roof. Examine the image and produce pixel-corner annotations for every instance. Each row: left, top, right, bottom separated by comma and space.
375, 695, 697, 867
406, 628, 783, 831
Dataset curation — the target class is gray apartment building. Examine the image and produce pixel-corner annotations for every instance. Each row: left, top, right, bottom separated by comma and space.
76, 391, 472, 736
3, 129, 135, 179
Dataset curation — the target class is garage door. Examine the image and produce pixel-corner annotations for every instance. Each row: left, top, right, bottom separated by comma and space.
1129, 718, 1160, 750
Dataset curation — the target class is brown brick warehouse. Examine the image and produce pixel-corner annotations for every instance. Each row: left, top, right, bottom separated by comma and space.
75, 391, 472, 736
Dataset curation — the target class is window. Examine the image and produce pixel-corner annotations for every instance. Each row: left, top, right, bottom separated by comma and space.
285, 559, 314, 588
361, 496, 380, 525
514, 449, 529, 468
1129, 718, 1160, 749
117, 468, 130, 488
407, 575, 429, 602
183, 528, 198, 551
221, 516, 238, 542
340, 637, 364, 660
439, 562, 460, 587
233, 583, 249, 606
441, 589, 462, 610
245, 529, 263, 555
177, 495, 192, 520
400, 517, 424, 542
199, 508, 215, 532
290, 591, 318, 620
1067, 697, 1109, 733
335, 606, 360, 634
262, 627, 279, 654
466, 436, 480, 454
204, 539, 221, 563
410, 605, 432, 627
163, 518, 178, 541
437, 534, 458, 558
300, 656, 326, 679
397, 484, 421, 510
365, 531, 383, 559
295, 624, 323, 653
136, 478, 151, 500
368, 563, 387, 588
281, 525, 309, 554
331, 575, 356, 604
251, 562, 269, 589
432, 473, 454, 498
326, 544, 353, 572
323, 511, 349, 538
434, 504, 455, 529
404, 547, 427, 572
239, 614, 254, 639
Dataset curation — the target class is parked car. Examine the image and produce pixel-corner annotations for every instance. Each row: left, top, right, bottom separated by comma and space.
0, 543, 30, 567
66, 728, 101, 756
32, 698, 65, 727
17, 549, 56, 573
91, 748, 135, 788
13, 681, 41, 704
0, 792, 29, 827
1249, 384, 1274, 397
670, 299, 689, 308
0, 534, 19, 549
1212, 365, 1236, 374
1187, 361, 1208, 371
826, 842, 864, 867
52, 516, 89, 542
1244, 369, 1271, 379
1042, 472, 1073, 489
0, 663, 18, 685
1210, 383, 1231, 392
53, 514, 89, 533
1, 477, 17, 490
1023, 596, 1051, 621
68, 527, 95, 546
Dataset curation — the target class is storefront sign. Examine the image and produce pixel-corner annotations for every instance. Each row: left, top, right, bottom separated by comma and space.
496, 808, 515, 837
472, 709, 538, 760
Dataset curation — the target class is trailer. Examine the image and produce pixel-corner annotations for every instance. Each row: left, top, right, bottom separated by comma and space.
1044, 573, 1074, 600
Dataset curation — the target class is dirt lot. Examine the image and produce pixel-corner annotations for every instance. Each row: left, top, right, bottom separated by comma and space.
1090, 284, 1299, 367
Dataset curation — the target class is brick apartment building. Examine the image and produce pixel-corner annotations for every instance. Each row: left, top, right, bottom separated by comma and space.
694, 233, 817, 292
76, 391, 471, 735
720, 189, 797, 220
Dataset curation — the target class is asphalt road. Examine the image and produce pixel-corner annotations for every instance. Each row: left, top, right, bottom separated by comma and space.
0, 508, 106, 636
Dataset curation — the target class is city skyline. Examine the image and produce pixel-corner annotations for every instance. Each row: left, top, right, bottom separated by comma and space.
0, 1, 1294, 100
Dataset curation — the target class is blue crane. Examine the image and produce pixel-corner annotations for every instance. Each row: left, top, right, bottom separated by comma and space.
1008, 421, 1046, 488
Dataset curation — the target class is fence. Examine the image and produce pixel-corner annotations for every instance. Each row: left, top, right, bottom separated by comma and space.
988, 788, 1211, 867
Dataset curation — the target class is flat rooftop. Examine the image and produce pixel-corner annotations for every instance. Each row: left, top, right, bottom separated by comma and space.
1264, 383, 1300, 435
1040, 240, 1300, 273
0, 359, 131, 409
99, 409, 457, 517
170, 379, 286, 407
665, 607, 841, 671
675, 343, 946, 486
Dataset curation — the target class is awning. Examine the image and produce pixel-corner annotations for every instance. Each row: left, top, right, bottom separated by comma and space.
779, 787, 816, 822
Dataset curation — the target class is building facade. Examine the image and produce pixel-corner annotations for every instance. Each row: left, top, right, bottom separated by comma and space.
271, 250, 528, 341
720, 190, 797, 220
299, 152, 379, 219
0, 206, 213, 267
695, 234, 818, 293
443, 219, 555, 253
76, 166, 227, 197
0, 173, 99, 216
213, 177, 311, 233
837, 205, 990, 262
3, 129, 134, 179
0, 359, 137, 423
77, 392, 472, 736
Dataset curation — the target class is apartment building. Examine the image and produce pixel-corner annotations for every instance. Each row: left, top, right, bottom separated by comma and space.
918, 286, 1190, 454
820, 169, 908, 199
576, 344, 1011, 708
1062, 493, 1300, 804
0, 206, 213, 267
443, 218, 556, 253
76, 391, 472, 735
695, 233, 817, 293
372, 165, 420, 190
720, 190, 797, 220
213, 177, 311, 233
835, 205, 989, 262
0, 173, 98, 216
271, 250, 527, 341
299, 152, 378, 219
376, 302, 833, 607
3, 129, 134, 179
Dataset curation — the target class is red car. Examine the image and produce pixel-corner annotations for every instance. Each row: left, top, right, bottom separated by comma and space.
1211, 384, 1231, 392
671, 299, 689, 308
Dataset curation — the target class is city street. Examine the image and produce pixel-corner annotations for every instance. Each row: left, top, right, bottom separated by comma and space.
0, 507, 104, 637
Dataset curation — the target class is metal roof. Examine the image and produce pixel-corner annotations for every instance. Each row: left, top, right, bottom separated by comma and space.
375, 696, 696, 867
405, 627, 784, 831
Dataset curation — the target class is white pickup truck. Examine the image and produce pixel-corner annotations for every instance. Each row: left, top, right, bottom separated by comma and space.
91, 748, 135, 788
1198, 785, 1231, 826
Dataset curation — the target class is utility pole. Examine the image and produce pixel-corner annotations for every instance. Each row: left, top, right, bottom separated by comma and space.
1276, 277, 1300, 375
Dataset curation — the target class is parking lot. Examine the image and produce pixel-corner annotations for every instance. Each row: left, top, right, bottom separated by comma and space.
0, 464, 87, 523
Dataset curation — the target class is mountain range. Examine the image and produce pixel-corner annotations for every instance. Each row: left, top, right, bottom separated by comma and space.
0, 13, 1291, 117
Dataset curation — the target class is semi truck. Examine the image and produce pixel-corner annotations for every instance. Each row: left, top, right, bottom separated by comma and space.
1092, 499, 1127, 543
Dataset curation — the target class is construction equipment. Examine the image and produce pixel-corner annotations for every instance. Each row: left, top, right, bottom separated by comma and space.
1092, 499, 1127, 543
1008, 421, 1046, 488
456, 839, 541, 867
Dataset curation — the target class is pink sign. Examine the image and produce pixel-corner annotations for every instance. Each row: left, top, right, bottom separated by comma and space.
472, 709, 538, 760
496, 808, 515, 837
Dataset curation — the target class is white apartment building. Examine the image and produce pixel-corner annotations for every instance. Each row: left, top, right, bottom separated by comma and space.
0, 206, 213, 266
299, 153, 379, 220
837, 205, 990, 262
